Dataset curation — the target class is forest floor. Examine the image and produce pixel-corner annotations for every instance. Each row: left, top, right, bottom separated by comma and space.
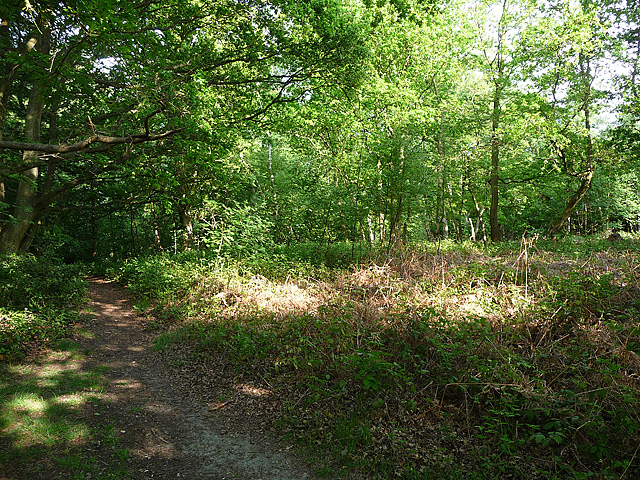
3, 239, 640, 479
0, 277, 318, 480
103, 241, 640, 479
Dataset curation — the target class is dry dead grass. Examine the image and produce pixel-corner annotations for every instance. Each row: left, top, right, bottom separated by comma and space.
171, 244, 640, 339
126, 241, 640, 479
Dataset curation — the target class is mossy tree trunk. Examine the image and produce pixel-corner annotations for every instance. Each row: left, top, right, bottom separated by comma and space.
0, 22, 50, 254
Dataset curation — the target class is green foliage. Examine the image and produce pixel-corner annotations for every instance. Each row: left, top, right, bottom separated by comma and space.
0, 0, 371, 255
0, 255, 86, 311
116, 239, 640, 479
0, 344, 130, 478
0, 255, 86, 361
594, 171, 640, 232
275, 241, 372, 268
13, 0, 638, 259
197, 202, 275, 257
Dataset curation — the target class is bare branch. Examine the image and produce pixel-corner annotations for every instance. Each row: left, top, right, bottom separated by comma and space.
0, 128, 183, 154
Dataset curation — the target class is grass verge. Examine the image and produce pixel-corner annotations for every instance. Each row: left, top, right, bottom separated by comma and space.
0, 340, 130, 479
0, 255, 86, 361
1, 254, 129, 479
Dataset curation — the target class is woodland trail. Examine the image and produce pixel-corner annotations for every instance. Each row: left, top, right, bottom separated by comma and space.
73, 277, 316, 480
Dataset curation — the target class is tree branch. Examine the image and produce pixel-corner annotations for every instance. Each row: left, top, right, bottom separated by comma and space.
0, 128, 183, 154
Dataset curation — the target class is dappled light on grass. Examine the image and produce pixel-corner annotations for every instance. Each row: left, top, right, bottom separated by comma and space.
0, 354, 106, 452
6, 392, 47, 418
0, 329, 147, 479
55, 393, 88, 407
241, 276, 323, 317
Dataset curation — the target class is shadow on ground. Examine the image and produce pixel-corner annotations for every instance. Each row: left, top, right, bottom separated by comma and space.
1, 278, 315, 480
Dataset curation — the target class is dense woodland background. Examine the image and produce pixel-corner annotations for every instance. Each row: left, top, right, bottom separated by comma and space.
2, 1, 640, 479
1, 0, 639, 258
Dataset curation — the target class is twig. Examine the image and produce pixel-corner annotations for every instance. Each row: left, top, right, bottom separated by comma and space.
435, 383, 448, 422
208, 400, 231, 411
294, 388, 310, 407
258, 372, 273, 389
620, 443, 640, 479
151, 428, 169, 443
547, 366, 570, 389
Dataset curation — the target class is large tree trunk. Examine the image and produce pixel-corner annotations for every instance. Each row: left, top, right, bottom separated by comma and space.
0, 135, 45, 253
0, 24, 50, 254
1, 18, 19, 216
488, 3, 509, 243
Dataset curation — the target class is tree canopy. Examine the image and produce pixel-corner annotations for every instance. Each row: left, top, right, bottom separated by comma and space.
0, 0, 638, 257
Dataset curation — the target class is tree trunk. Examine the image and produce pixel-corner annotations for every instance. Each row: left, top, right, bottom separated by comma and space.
548, 170, 594, 237
367, 214, 375, 243
489, 82, 502, 242
436, 111, 448, 239
469, 185, 487, 245
1, 18, 19, 217
178, 205, 194, 248
175, 182, 194, 250
0, 25, 50, 253
387, 142, 406, 252
150, 201, 164, 253
548, 51, 595, 238
387, 193, 403, 253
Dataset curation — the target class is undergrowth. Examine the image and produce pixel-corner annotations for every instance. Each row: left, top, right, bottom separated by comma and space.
106, 236, 640, 479
0, 255, 86, 361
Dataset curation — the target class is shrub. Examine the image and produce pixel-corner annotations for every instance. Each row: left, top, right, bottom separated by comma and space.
0, 255, 86, 360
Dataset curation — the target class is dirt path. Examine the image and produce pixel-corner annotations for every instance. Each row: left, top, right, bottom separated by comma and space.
77, 277, 315, 480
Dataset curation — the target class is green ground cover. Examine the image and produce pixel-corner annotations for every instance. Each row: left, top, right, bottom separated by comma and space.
2, 236, 639, 479
106, 236, 640, 479
0, 256, 129, 479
